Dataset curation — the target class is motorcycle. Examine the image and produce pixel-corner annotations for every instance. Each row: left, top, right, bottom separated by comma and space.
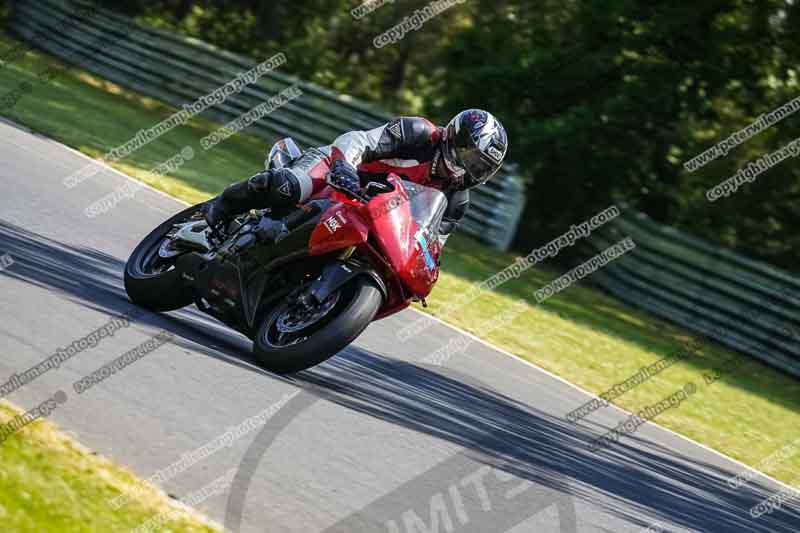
124, 138, 447, 373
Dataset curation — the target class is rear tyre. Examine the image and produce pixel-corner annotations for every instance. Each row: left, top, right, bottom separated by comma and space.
124, 204, 205, 312
253, 277, 383, 374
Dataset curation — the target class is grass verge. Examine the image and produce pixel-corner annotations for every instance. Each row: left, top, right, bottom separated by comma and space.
1, 27, 798, 492
0, 402, 220, 533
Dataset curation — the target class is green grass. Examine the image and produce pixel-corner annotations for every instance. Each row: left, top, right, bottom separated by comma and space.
1, 27, 799, 494
438, 237, 800, 480
0, 402, 221, 533
0, 30, 265, 204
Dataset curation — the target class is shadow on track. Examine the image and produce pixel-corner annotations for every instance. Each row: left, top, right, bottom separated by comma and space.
297, 349, 799, 533
0, 220, 278, 379
1, 221, 796, 532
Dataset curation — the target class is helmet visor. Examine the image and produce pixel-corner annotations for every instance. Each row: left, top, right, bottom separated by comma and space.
453, 144, 501, 185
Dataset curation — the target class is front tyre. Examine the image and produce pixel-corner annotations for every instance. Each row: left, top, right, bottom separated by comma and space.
124, 204, 205, 312
254, 277, 383, 374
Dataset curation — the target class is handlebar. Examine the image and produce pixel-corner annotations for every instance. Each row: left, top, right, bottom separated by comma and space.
327, 174, 398, 204
326, 172, 370, 203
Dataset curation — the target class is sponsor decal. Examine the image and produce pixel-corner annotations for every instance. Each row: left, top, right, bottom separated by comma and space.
415, 230, 437, 271
389, 122, 403, 139
324, 211, 348, 234
488, 146, 504, 162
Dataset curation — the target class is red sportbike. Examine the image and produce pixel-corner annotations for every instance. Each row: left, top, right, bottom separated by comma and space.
124, 138, 446, 373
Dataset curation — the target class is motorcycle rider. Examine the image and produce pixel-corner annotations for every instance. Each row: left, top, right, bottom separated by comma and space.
204, 109, 509, 243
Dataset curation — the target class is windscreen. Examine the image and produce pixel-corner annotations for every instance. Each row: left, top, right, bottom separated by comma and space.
402, 180, 448, 240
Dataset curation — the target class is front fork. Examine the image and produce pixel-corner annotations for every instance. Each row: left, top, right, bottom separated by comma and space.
303, 246, 388, 306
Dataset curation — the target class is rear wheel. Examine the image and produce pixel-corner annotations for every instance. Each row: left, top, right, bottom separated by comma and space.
253, 277, 383, 373
124, 204, 206, 312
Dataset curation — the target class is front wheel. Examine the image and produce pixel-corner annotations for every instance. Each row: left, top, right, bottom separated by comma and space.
124, 204, 206, 312
253, 277, 383, 373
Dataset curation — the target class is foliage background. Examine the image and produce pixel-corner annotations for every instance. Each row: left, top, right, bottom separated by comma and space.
14, 0, 800, 271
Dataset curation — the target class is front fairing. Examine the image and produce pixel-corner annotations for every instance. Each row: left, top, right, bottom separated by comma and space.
368, 179, 445, 298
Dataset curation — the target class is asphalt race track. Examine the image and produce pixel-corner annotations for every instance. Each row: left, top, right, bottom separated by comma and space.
1, 118, 798, 532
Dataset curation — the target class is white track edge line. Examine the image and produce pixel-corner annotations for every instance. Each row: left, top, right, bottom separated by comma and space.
408, 308, 797, 494
54, 140, 193, 207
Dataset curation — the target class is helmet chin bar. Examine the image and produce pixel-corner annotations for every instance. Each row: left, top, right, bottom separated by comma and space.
438, 144, 466, 183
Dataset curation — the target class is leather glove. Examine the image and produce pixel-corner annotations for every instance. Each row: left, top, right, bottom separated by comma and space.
329, 160, 361, 194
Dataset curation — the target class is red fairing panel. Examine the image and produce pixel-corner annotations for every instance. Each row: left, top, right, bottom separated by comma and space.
368, 184, 415, 277
308, 204, 370, 257
367, 179, 439, 298
404, 231, 440, 298
307, 178, 440, 306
